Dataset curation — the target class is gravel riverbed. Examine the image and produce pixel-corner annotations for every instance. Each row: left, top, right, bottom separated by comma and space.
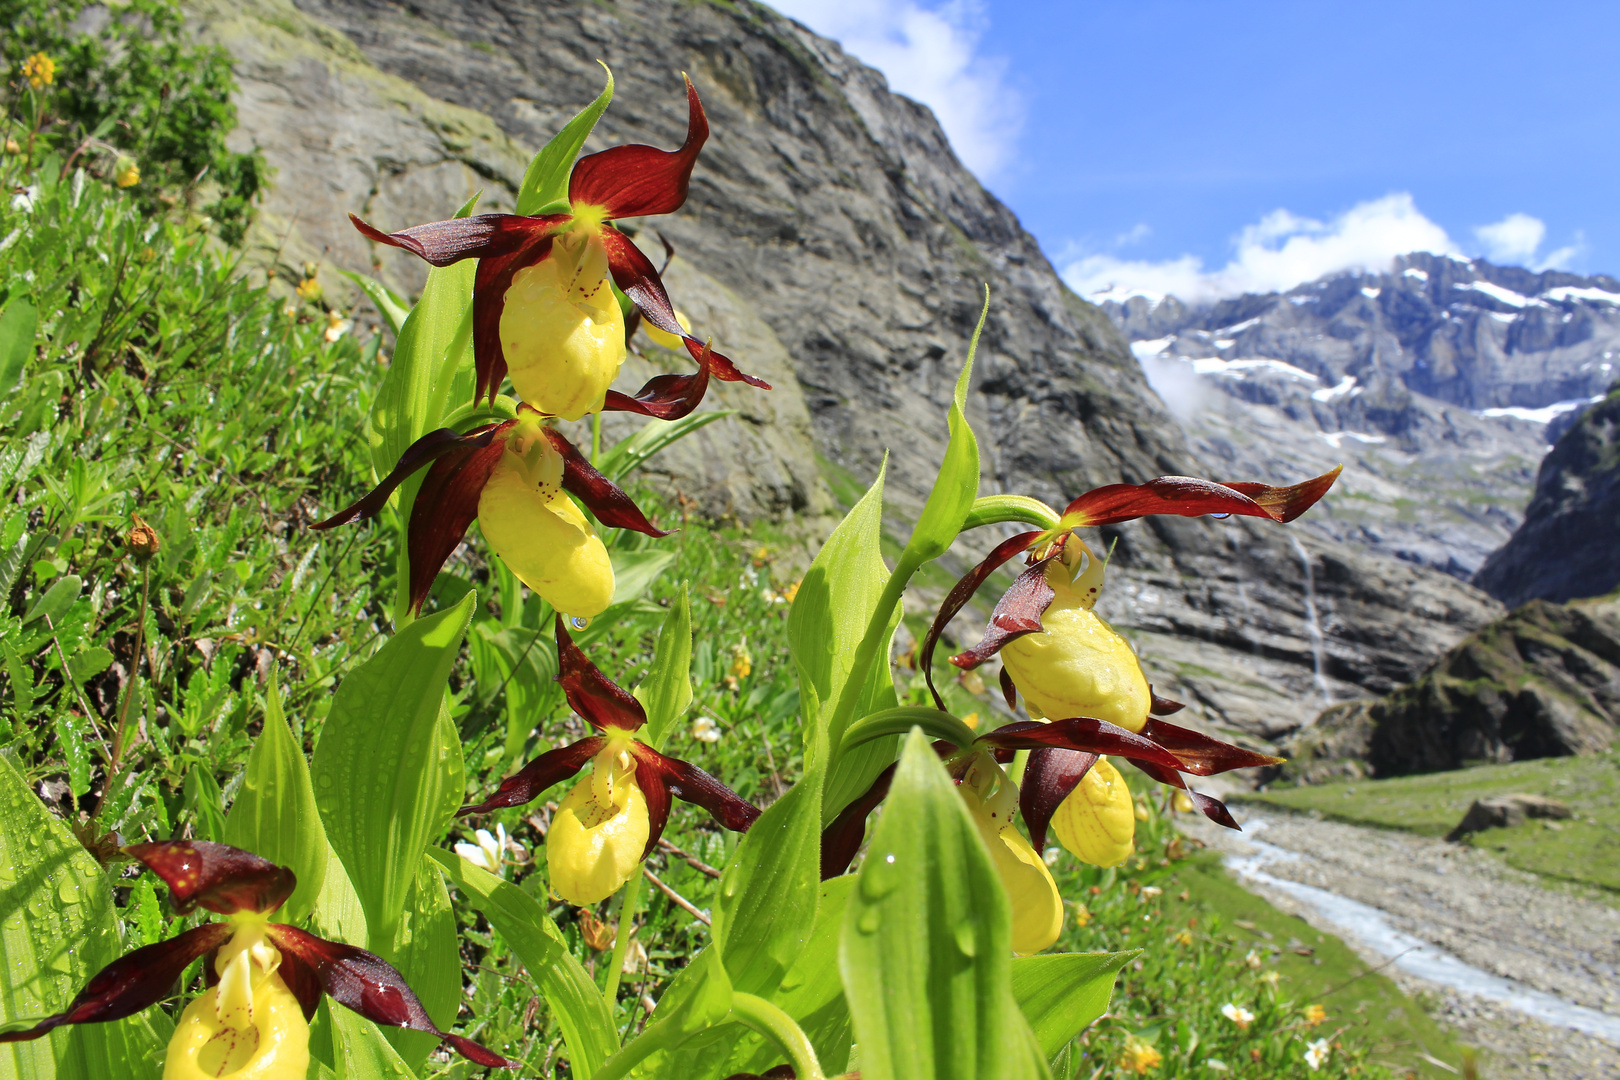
1182, 805, 1620, 1079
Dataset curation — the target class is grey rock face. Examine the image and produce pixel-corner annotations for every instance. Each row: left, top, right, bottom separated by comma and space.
1473, 385, 1620, 606
1444, 794, 1573, 841
192, 0, 1502, 748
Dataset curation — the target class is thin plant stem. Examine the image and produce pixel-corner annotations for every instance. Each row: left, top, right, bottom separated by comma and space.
730, 992, 826, 1080
601, 871, 643, 1012
92, 558, 150, 823
43, 615, 112, 766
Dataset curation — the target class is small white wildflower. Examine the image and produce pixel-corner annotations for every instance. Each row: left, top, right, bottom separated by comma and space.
1204, 1061, 1229, 1073
1042, 846, 1061, 867
691, 715, 722, 743
454, 823, 508, 876
1219, 1003, 1254, 1029
10, 185, 39, 213
1303, 1038, 1330, 1071
1243, 948, 1263, 969
1140, 885, 1162, 899
324, 309, 352, 342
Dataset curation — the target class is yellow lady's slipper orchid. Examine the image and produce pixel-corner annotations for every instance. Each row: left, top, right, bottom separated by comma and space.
546, 739, 651, 905
500, 228, 627, 420
998, 538, 1151, 732
164, 918, 309, 1080
643, 309, 692, 350
956, 752, 1063, 955
1050, 756, 1135, 867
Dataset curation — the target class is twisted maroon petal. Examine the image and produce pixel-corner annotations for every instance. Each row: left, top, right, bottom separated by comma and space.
1061, 467, 1341, 528
1149, 690, 1186, 716
629, 743, 760, 859
405, 431, 510, 614
569, 76, 707, 219
541, 428, 670, 536
311, 424, 508, 530
631, 751, 673, 861
557, 615, 647, 732
950, 553, 1058, 671
125, 840, 294, 916
999, 667, 1019, 712
276, 949, 323, 1021
0, 923, 231, 1043
349, 212, 567, 267
601, 346, 713, 420
1126, 759, 1239, 830
974, 718, 1187, 774
920, 530, 1046, 709
1020, 748, 1098, 852
1139, 719, 1284, 776
820, 762, 896, 880
458, 736, 605, 816
265, 925, 513, 1068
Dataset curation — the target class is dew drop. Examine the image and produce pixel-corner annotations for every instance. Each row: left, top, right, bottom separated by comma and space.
953, 919, 978, 957
859, 852, 899, 902
1210, 512, 1231, 520
568, 615, 591, 630
57, 878, 80, 904
856, 906, 881, 934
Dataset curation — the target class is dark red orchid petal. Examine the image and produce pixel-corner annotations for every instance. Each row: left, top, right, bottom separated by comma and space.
557, 615, 647, 732
1020, 748, 1098, 852
820, 762, 896, 879
349, 212, 569, 268
1126, 759, 1240, 830
471, 233, 564, 405
601, 361, 711, 420
125, 841, 294, 916
405, 430, 510, 614
920, 530, 1047, 709
999, 667, 1019, 712
1139, 719, 1285, 776
265, 925, 513, 1068
1220, 466, 1344, 523
596, 225, 770, 390
275, 948, 323, 1021
312, 424, 507, 530
541, 428, 671, 537
569, 76, 707, 219
1149, 690, 1185, 716
950, 553, 1059, 671
459, 736, 606, 816
0, 922, 231, 1043
628, 752, 674, 860
629, 744, 760, 859
1061, 467, 1341, 528
974, 718, 1188, 775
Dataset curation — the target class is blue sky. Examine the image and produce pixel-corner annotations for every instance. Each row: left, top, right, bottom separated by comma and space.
769, 0, 1620, 302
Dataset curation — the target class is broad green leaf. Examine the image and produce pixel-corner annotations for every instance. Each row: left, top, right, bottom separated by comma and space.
902, 287, 986, 565
787, 461, 900, 820
839, 730, 1046, 1080
22, 574, 80, 626
222, 672, 328, 921
183, 764, 226, 842
600, 947, 732, 1080
634, 583, 691, 749
596, 410, 734, 482
0, 755, 166, 1079
383, 859, 460, 1071
311, 592, 474, 953
515, 64, 614, 215
1011, 951, 1134, 1060
336, 269, 411, 338
711, 763, 823, 999
312, 845, 368, 947
429, 849, 617, 1078
0, 299, 37, 397
331, 1003, 419, 1080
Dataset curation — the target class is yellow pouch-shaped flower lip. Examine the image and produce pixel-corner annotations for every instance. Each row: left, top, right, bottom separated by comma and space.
956, 753, 1063, 955
480, 451, 615, 619
547, 744, 652, 905
164, 923, 309, 1080
1051, 756, 1136, 868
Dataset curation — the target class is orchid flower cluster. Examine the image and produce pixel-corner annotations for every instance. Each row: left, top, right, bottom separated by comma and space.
1, 67, 1345, 1080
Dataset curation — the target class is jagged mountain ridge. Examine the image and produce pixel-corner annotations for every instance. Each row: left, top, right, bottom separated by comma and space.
187, 0, 1503, 748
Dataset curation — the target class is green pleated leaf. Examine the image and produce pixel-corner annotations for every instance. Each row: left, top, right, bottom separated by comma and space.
311, 592, 474, 954
839, 729, 1047, 1080
515, 64, 614, 216
222, 672, 328, 922
1011, 951, 1135, 1061
787, 460, 900, 820
429, 849, 616, 1079
183, 764, 226, 843
0, 755, 166, 1079
332, 1002, 420, 1080
382, 857, 460, 1072
634, 583, 692, 750
0, 298, 37, 398
711, 763, 823, 999
902, 287, 986, 566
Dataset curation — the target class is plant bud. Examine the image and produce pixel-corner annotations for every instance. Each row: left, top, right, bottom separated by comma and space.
547, 747, 649, 905
998, 538, 1151, 732
164, 923, 309, 1080
1051, 756, 1135, 868
957, 753, 1063, 955
499, 230, 626, 420
126, 515, 160, 564
477, 425, 614, 618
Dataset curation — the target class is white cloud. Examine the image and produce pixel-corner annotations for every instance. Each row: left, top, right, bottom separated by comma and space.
770, 0, 1022, 178
1066, 193, 1460, 304
1474, 213, 1545, 264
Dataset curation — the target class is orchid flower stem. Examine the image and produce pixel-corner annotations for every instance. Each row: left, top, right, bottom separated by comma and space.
960, 494, 1060, 532
601, 870, 643, 1014
730, 992, 826, 1080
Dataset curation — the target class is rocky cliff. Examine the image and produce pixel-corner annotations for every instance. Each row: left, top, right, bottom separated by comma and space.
1474, 384, 1620, 606
189, 0, 1503, 748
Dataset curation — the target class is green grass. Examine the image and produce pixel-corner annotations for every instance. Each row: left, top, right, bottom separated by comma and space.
1238, 753, 1620, 894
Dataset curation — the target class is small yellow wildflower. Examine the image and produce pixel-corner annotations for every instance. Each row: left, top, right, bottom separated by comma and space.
782, 580, 800, 603
295, 277, 323, 302
751, 545, 771, 566
1120, 1037, 1162, 1074
729, 641, 752, 680
1259, 969, 1281, 988
115, 159, 140, 188
1302, 1003, 1327, 1027
1173, 929, 1194, 946
960, 712, 980, 730
1071, 902, 1091, 928
22, 53, 55, 90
